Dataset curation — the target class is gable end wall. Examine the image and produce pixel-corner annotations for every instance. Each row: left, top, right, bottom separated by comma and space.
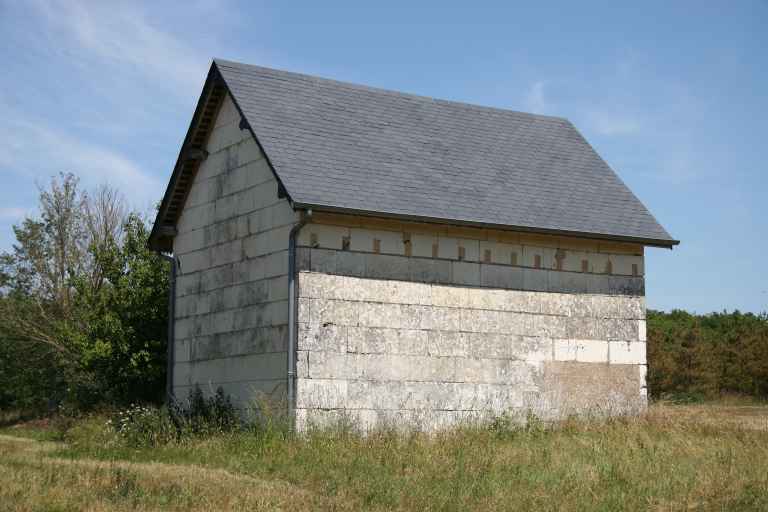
171, 93, 299, 406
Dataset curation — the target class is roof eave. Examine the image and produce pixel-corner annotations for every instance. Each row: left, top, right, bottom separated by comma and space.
292, 202, 680, 249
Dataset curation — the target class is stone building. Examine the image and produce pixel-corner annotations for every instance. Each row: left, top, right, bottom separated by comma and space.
149, 59, 678, 430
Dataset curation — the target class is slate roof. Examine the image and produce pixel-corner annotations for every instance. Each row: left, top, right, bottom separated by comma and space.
152, 59, 678, 248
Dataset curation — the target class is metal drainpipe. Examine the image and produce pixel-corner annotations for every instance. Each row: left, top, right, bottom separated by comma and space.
287, 209, 311, 428
159, 253, 177, 404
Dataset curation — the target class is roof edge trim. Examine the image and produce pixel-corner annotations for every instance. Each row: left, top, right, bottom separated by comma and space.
293, 203, 680, 248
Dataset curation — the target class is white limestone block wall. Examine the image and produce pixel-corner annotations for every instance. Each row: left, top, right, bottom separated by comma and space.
295, 272, 647, 430
171, 93, 299, 405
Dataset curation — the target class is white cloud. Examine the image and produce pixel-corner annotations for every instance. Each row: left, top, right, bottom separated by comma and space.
524, 80, 553, 115
0, 110, 161, 201
29, 0, 208, 98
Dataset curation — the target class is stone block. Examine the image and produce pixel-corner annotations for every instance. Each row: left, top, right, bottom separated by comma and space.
239, 138, 267, 166
609, 341, 646, 365
466, 287, 506, 311
365, 253, 410, 280
210, 239, 242, 268
638, 320, 647, 342
566, 316, 601, 339
420, 306, 462, 331
242, 158, 273, 189
308, 351, 355, 379
533, 315, 568, 338
268, 275, 289, 302
176, 273, 201, 297
452, 261, 481, 286
537, 292, 572, 316
311, 298, 359, 327
554, 339, 609, 363
411, 233, 438, 258
601, 318, 639, 341
335, 251, 366, 277
547, 270, 587, 294
296, 378, 348, 409
496, 311, 535, 335
236, 257, 264, 283
460, 358, 537, 385
409, 257, 452, 284
347, 327, 428, 356
430, 285, 469, 308
251, 180, 279, 211
522, 268, 548, 292
466, 332, 510, 359
356, 354, 456, 382
263, 251, 289, 278
480, 264, 523, 289
181, 249, 211, 274
179, 202, 216, 234
298, 322, 347, 353
586, 274, 611, 295
357, 302, 399, 328
395, 280, 433, 305
427, 331, 470, 357
174, 228, 205, 256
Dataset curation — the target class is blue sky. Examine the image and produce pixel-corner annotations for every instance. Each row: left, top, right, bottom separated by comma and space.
1, 1, 766, 313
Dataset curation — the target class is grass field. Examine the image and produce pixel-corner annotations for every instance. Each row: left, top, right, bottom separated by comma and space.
1, 402, 768, 511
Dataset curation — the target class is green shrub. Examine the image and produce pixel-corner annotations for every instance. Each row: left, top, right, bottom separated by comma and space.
109, 404, 176, 447
172, 386, 238, 436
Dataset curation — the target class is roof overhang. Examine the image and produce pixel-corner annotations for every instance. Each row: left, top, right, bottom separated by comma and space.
149, 64, 227, 252
293, 202, 681, 248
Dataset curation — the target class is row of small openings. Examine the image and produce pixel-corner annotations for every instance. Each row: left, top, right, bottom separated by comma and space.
308, 233, 639, 276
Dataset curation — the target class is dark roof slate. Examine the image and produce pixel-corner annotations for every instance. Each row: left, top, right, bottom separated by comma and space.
214, 59, 677, 246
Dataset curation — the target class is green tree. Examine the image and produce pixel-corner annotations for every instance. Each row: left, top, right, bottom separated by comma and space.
0, 173, 169, 412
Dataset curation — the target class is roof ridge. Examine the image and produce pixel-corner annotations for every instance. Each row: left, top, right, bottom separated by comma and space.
213, 57, 570, 124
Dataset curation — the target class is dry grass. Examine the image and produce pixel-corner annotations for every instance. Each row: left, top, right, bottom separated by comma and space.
0, 435, 337, 511
1, 402, 767, 511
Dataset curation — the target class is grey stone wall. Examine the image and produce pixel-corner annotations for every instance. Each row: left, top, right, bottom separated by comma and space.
171, 94, 299, 405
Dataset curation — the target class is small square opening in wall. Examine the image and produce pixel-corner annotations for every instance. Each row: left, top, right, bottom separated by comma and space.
342, 236, 350, 251
632, 263, 639, 276
605, 260, 613, 274
372, 238, 381, 254
458, 246, 466, 261
534, 254, 541, 268
483, 249, 492, 263
310, 233, 319, 248
403, 233, 412, 257
581, 259, 589, 273
510, 252, 518, 266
